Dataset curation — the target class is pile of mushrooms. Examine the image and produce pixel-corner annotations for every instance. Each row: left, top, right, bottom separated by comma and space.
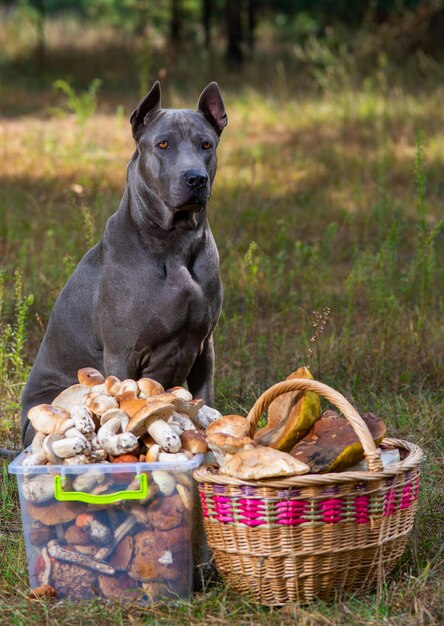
27, 465, 196, 600
25, 367, 222, 468
22, 367, 222, 601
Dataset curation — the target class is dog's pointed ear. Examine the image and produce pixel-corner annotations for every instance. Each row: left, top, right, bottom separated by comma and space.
197, 82, 227, 136
130, 81, 161, 139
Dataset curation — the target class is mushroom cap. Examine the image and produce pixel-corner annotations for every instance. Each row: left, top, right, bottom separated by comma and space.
28, 404, 71, 434
180, 430, 208, 454
98, 572, 140, 599
207, 433, 256, 457
109, 535, 134, 571
42, 433, 64, 463
100, 408, 130, 430
146, 493, 184, 530
87, 393, 118, 416
105, 375, 121, 396
137, 378, 165, 397
129, 529, 180, 581
207, 414, 250, 439
166, 386, 193, 401
51, 384, 90, 411
77, 367, 105, 387
125, 399, 175, 436
27, 500, 86, 525
49, 560, 97, 599
221, 446, 310, 480
118, 392, 147, 418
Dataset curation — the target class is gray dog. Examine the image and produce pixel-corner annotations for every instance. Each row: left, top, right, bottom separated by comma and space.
21, 81, 227, 447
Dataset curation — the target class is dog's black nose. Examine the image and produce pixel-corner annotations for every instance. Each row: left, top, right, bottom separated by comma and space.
185, 170, 208, 189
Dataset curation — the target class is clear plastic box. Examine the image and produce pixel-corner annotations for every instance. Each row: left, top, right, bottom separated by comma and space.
9, 449, 203, 602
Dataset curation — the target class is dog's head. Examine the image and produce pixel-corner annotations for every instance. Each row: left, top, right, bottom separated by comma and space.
129, 82, 227, 230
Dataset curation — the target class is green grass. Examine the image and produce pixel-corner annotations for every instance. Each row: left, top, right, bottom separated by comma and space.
0, 11, 443, 625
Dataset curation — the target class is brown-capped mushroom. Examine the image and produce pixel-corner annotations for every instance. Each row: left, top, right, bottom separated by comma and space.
49, 560, 97, 599
27, 500, 85, 525
138, 378, 165, 397
105, 375, 121, 396
78, 367, 105, 387
98, 573, 140, 599
87, 393, 118, 416
126, 399, 179, 452
28, 404, 70, 435
118, 391, 147, 418
180, 430, 208, 454
29, 525, 54, 546
109, 535, 134, 571
29, 584, 57, 600
221, 446, 310, 480
206, 414, 255, 465
166, 386, 193, 401
65, 524, 91, 546
146, 494, 183, 531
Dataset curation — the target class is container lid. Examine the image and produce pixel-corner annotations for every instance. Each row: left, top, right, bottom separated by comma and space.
8, 446, 204, 475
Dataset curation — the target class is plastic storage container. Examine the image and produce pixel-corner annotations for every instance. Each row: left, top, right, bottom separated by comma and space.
9, 449, 203, 602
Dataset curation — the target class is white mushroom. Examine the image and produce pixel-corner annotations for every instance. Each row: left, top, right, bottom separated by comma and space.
73, 470, 106, 492
70, 405, 95, 435
51, 384, 90, 411
42, 433, 64, 464
22, 451, 47, 467
100, 408, 129, 432
22, 474, 55, 502
28, 404, 70, 435
63, 454, 92, 465
31, 432, 46, 454
97, 418, 138, 456
169, 411, 196, 432
158, 451, 191, 463
77, 367, 105, 388
194, 405, 223, 429
52, 436, 88, 459
151, 470, 176, 495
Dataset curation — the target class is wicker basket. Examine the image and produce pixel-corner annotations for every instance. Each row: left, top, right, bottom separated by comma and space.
193, 379, 423, 606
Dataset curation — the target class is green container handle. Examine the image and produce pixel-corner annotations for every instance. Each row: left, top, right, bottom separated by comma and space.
53, 473, 148, 504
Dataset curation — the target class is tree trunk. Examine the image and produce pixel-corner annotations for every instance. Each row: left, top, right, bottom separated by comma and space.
170, 0, 182, 45
202, 0, 212, 50
226, 0, 243, 67
247, 0, 256, 55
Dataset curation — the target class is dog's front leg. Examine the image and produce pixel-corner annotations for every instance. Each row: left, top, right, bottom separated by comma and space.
187, 335, 215, 406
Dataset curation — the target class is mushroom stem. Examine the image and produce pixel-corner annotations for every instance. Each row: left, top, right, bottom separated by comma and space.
47, 540, 115, 575
39, 546, 52, 586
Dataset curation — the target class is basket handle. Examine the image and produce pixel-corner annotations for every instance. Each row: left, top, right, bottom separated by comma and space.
246, 378, 383, 472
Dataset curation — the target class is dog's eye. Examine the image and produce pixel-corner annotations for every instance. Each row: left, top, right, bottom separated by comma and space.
158, 140, 169, 149
202, 141, 212, 150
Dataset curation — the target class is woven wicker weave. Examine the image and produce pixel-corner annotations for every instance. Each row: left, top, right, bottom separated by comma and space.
193, 379, 423, 605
